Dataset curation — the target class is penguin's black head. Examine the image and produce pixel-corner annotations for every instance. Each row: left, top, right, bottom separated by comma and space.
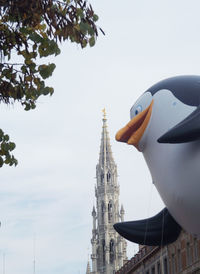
146, 75, 200, 107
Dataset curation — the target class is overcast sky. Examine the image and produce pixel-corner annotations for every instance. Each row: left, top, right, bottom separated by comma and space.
1, 0, 200, 273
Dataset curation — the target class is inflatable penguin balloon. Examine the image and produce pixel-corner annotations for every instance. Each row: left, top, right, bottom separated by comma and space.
114, 75, 200, 246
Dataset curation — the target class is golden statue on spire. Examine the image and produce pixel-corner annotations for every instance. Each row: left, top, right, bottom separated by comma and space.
102, 108, 106, 119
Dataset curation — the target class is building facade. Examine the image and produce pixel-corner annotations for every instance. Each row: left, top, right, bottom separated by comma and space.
116, 230, 200, 274
87, 111, 127, 274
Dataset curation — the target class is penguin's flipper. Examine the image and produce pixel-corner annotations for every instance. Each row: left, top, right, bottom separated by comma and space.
113, 208, 181, 246
158, 105, 200, 143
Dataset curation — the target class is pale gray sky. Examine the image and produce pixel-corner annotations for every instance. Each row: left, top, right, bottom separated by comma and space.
1, 0, 200, 273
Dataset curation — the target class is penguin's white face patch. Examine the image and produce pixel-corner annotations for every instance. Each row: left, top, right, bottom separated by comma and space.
130, 92, 153, 119
140, 89, 196, 151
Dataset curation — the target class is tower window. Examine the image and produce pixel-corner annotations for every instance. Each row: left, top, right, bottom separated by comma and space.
108, 201, 113, 222
171, 254, 175, 274
102, 239, 106, 264
151, 266, 155, 274
101, 202, 105, 224
101, 173, 104, 184
97, 247, 100, 269
157, 262, 161, 274
186, 242, 192, 265
110, 239, 114, 263
107, 172, 111, 182
164, 257, 168, 274
177, 248, 182, 271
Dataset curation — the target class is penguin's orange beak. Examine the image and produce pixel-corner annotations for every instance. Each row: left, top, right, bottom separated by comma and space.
115, 100, 154, 149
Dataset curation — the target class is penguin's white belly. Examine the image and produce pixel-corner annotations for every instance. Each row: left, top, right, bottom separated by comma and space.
144, 141, 200, 235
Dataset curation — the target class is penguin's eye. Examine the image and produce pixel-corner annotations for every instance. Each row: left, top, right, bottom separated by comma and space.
135, 105, 142, 116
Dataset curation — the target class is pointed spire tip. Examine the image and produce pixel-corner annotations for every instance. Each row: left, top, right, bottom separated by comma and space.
102, 108, 107, 120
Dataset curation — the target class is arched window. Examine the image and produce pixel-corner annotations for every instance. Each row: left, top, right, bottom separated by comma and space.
102, 239, 106, 263
157, 262, 161, 274
187, 242, 192, 265
171, 254, 175, 274
107, 172, 111, 182
101, 173, 104, 184
110, 239, 114, 263
108, 201, 113, 222
151, 266, 155, 274
101, 201, 105, 223
97, 247, 100, 269
177, 248, 182, 272
163, 257, 168, 274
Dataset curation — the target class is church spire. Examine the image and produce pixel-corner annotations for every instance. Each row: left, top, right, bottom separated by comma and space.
89, 111, 127, 274
99, 109, 115, 168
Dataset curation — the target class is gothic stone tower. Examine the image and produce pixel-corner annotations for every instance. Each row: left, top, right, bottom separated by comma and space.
90, 111, 127, 274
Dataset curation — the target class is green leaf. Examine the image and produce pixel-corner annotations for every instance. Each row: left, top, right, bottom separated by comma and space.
5, 157, 11, 164
1, 142, 8, 152
41, 87, 51, 95
89, 36, 95, 47
29, 33, 43, 43
40, 86, 54, 96
20, 27, 32, 35
38, 65, 48, 79
48, 40, 61, 56
9, 142, 16, 151
38, 39, 60, 57
38, 63, 56, 79
21, 65, 27, 74
82, 39, 87, 48
4, 135, 9, 141
29, 62, 37, 72
80, 22, 89, 34
93, 14, 99, 22
77, 8, 84, 19
88, 26, 95, 36
24, 104, 31, 111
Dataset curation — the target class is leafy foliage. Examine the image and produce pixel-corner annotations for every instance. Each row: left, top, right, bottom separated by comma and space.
0, 0, 102, 167
0, 128, 17, 167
